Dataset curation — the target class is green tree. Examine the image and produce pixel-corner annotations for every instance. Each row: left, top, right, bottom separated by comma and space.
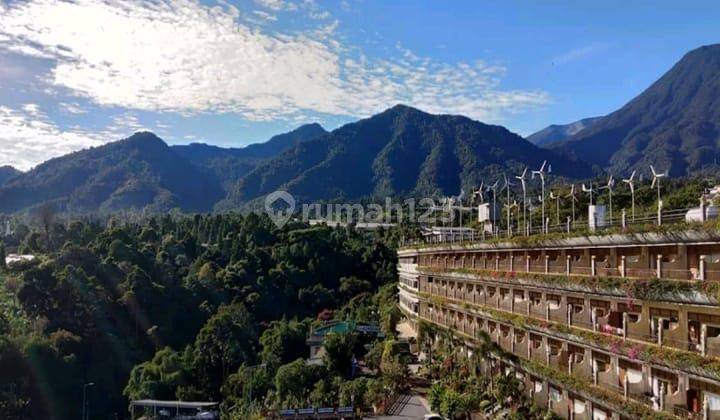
221, 364, 273, 414
323, 331, 358, 378
274, 359, 324, 406
0, 241, 6, 270
123, 347, 192, 401
260, 319, 308, 366
193, 304, 258, 395
440, 388, 464, 420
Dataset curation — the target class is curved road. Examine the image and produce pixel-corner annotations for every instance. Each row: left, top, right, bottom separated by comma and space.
366, 394, 430, 419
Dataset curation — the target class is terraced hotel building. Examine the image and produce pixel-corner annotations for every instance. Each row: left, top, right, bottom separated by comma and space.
398, 230, 720, 419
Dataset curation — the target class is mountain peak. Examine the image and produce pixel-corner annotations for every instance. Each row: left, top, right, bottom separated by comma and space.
0, 165, 21, 187
123, 131, 166, 145
384, 103, 428, 115
684, 43, 720, 57
551, 44, 720, 176
527, 117, 602, 146
298, 122, 325, 130
226, 104, 593, 206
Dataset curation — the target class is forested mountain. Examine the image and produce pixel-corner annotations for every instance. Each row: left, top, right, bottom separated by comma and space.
172, 123, 327, 188
223, 104, 594, 207
0, 166, 21, 186
0, 132, 224, 214
527, 117, 601, 146
551, 44, 720, 176
0, 107, 593, 214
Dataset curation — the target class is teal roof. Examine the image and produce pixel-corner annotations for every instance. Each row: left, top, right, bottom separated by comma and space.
307, 321, 382, 344
313, 321, 352, 336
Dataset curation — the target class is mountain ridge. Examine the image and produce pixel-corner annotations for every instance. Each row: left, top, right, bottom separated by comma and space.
0, 105, 599, 214
221, 104, 594, 208
172, 123, 327, 189
527, 117, 602, 146
0, 165, 21, 186
550, 44, 720, 176
0, 132, 224, 213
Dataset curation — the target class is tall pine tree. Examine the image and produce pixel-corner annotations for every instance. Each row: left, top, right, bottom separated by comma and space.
0, 241, 6, 270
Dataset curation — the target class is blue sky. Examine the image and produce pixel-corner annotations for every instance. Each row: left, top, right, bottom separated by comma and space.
0, 0, 719, 170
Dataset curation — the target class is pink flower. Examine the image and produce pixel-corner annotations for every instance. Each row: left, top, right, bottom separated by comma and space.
628, 346, 640, 360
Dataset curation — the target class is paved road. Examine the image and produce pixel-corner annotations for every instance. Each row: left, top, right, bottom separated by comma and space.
366, 394, 430, 419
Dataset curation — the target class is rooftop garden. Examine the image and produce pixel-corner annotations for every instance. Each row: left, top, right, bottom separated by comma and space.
416, 267, 720, 304
417, 317, 678, 420
401, 219, 720, 251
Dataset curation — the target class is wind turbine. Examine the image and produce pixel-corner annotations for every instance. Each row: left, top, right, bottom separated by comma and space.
532, 160, 548, 233
600, 175, 616, 224
650, 165, 668, 223
472, 181, 485, 204
582, 182, 595, 205
489, 180, 500, 230
566, 184, 578, 223
502, 174, 515, 235
650, 166, 667, 204
549, 190, 561, 225
622, 170, 637, 222
515, 167, 529, 235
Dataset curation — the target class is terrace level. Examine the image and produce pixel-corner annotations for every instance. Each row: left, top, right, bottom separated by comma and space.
400, 230, 720, 281
397, 229, 720, 419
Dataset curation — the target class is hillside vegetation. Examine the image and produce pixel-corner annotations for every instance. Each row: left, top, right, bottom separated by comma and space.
0, 214, 401, 419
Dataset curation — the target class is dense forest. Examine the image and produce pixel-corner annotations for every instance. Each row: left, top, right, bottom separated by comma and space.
0, 213, 405, 419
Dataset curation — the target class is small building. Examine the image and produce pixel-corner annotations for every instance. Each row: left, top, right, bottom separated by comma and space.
306, 321, 382, 362
129, 400, 218, 420
421, 226, 477, 243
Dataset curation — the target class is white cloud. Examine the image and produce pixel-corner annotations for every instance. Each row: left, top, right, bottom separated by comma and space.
21, 103, 41, 116
0, 0, 549, 124
59, 102, 87, 114
0, 105, 102, 170
254, 0, 298, 11
552, 42, 609, 66
0, 103, 169, 170
252, 10, 278, 21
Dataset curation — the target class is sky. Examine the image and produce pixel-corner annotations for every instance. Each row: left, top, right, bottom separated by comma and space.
1, 0, 719, 170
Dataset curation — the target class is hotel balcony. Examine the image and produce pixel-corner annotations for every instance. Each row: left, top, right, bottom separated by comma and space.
398, 230, 720, 419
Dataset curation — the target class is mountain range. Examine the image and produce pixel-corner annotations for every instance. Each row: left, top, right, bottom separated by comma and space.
0, 106, 591, 214
0, 133, 226, 214
527, 117, 601, 146
544, 44, 720, 176
2, 43, 720, 214
221, 105, 592, 208
172, 123, 327, 189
